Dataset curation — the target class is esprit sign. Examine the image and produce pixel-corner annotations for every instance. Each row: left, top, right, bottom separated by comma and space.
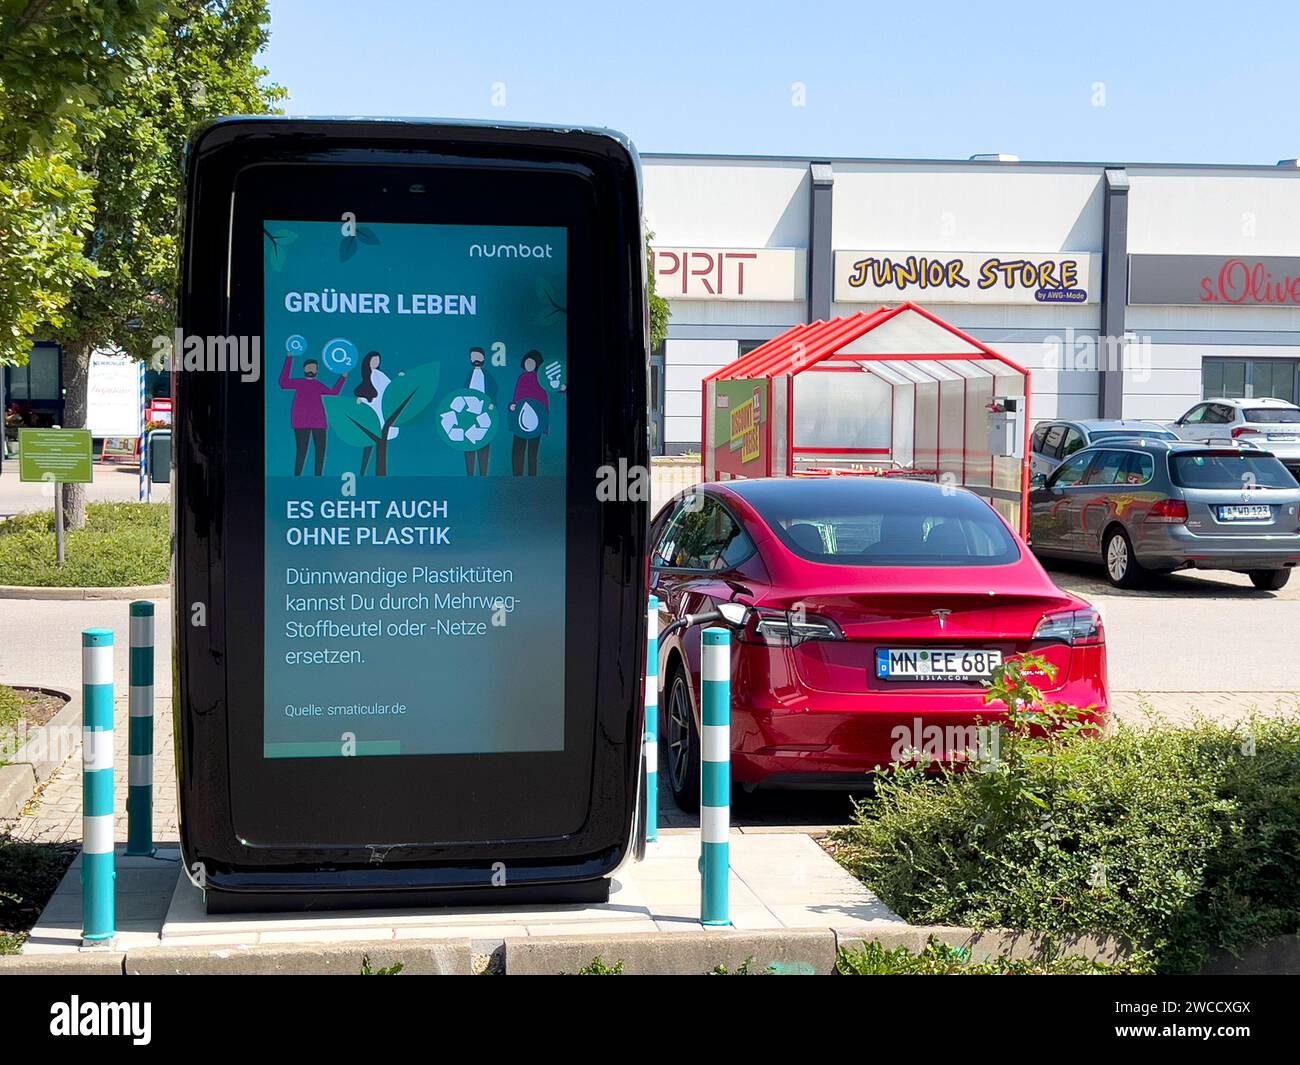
653, 247, 806, 301
834, 251, 1098, 305
1129, 254, 1300, 306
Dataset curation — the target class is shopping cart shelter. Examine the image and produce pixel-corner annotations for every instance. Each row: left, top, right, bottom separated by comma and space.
702, 302, 1033, 533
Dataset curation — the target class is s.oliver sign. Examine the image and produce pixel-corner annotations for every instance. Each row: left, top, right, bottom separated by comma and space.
1129, 254, 1300, 306
834, 251, 1098, 305
652, 247, 806, 301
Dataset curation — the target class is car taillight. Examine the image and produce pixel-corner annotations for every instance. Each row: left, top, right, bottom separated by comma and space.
1145, 498, 1189, 524
1033, 607, 1104, 646
751, 608, 844, 645
1231, 426, 1263, 440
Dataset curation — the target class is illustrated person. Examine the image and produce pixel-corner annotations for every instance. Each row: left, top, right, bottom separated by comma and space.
509, 349, 549, 476
464, 346, 497, 476
280, 355, 347, 476
353, 350, 398, 476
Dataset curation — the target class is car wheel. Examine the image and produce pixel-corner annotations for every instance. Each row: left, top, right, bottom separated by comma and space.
663, 663, 700, 813
1103, 527, 1145, 588
1247, 569, 1291, 591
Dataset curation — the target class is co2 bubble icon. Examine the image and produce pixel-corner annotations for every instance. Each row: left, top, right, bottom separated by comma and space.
322, 337, 358, 373
437, 389, 499, 451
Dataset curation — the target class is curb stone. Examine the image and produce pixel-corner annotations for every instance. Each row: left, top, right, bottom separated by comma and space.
503, 928, 837, 975
0, 685, 79, 818
2, 927, 1291, 973
0, 763, 38, 819
0, 952, 127, 975
0, 584, 169, 601
123, 938, 473, 975
7, 685, 79, 784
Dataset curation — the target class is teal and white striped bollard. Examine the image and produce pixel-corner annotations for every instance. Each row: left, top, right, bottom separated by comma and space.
700, 626, 731, 926
126, 601, 155, 856
81, 628, 116, 942
645, 596, 659, 844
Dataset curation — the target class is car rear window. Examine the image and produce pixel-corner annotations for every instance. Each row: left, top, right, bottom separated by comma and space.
1169, 451, 1298, 489
1244, 408, 1300, 424
752, 488, 1021, 566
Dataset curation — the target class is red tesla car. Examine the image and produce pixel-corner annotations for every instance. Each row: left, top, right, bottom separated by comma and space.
650, 477, 1108, 808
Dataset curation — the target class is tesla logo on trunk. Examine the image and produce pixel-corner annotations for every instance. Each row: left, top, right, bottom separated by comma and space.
932, 609, 951, 629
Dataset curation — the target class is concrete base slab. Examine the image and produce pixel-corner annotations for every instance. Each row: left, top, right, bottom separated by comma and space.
21, 848, 184, 955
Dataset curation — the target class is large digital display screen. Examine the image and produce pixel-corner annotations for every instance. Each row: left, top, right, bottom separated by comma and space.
262, 220, 568, 758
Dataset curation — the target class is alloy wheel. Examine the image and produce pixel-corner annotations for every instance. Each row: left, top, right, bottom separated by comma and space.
667, 675, 692, 792
1106, 533, 1129, 582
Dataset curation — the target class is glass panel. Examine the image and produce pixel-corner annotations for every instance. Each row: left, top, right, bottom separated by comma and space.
793, 370, 891, 449
1222, 360, 1246, 398
27, 346, 60, 400
1202, 359, 1224, 398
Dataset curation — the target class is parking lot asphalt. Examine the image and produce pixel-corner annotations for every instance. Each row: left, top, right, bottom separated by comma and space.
1042, 559, 1300, 695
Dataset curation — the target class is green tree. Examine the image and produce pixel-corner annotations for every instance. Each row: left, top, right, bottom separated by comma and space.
46, 0, 284, 527
0, 0, 169, 156
0, 1, 168, 366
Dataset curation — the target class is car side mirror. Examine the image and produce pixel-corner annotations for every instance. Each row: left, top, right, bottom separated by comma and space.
1031, 472, 1048, 489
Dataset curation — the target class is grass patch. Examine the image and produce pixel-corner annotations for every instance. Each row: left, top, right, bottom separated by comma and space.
0, 502, 169, 587
0, 834, 79, 955
833, 659, 1300, 974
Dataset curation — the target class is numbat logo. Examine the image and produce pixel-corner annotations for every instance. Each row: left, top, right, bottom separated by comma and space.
468, 242, 554, 259
50, 997, 151, 1045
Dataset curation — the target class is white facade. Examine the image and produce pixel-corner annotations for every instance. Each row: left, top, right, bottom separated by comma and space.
644, 154, 1300, 452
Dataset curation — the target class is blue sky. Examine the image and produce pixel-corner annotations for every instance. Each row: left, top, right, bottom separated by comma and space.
264, 1, 1299, 164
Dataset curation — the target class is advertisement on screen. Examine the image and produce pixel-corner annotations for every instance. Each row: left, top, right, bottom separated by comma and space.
262, 220, 569, 759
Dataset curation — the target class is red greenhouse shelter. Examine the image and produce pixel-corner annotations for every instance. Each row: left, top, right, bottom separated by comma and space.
702, 302, 1033, 535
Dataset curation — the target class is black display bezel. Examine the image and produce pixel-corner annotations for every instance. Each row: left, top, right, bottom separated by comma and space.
175, 119, 648, 899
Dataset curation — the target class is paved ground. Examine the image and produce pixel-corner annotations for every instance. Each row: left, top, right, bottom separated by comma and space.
23, 832, 901, 954
0, 461, 168, 522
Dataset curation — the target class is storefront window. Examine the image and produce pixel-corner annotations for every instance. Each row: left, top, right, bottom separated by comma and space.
1203, 357, 1296, 404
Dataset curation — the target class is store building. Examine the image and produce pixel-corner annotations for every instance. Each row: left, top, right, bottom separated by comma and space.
645, 154, 1300, 454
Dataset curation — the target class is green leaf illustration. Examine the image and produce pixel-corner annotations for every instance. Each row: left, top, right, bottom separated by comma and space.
264, 227, 299, 272
324, 395, 382, 446
384, 361, 441, 428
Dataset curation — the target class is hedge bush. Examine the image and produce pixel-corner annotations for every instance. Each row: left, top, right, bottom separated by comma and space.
833, 658, 1300, 974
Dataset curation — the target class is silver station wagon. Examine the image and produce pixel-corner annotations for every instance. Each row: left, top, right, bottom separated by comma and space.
1029, 439, 1300, 589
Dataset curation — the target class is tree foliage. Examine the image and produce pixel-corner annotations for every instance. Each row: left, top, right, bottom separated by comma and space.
0, 0, 168, 159
646, 227, 670, 350
49, 0, 286, 359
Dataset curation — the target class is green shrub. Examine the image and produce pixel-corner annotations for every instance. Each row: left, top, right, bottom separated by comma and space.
566, 956, 624, 975
836, 937, 1147, 975
0, 502, 169, 587
833, 657, 1300, 974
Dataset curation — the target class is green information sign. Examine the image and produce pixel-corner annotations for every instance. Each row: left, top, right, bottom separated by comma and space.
19, 429, 94, 483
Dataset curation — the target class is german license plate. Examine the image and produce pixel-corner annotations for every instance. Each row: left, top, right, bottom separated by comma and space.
1218, 504, 1271, 521
875, 648, 1002, 682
